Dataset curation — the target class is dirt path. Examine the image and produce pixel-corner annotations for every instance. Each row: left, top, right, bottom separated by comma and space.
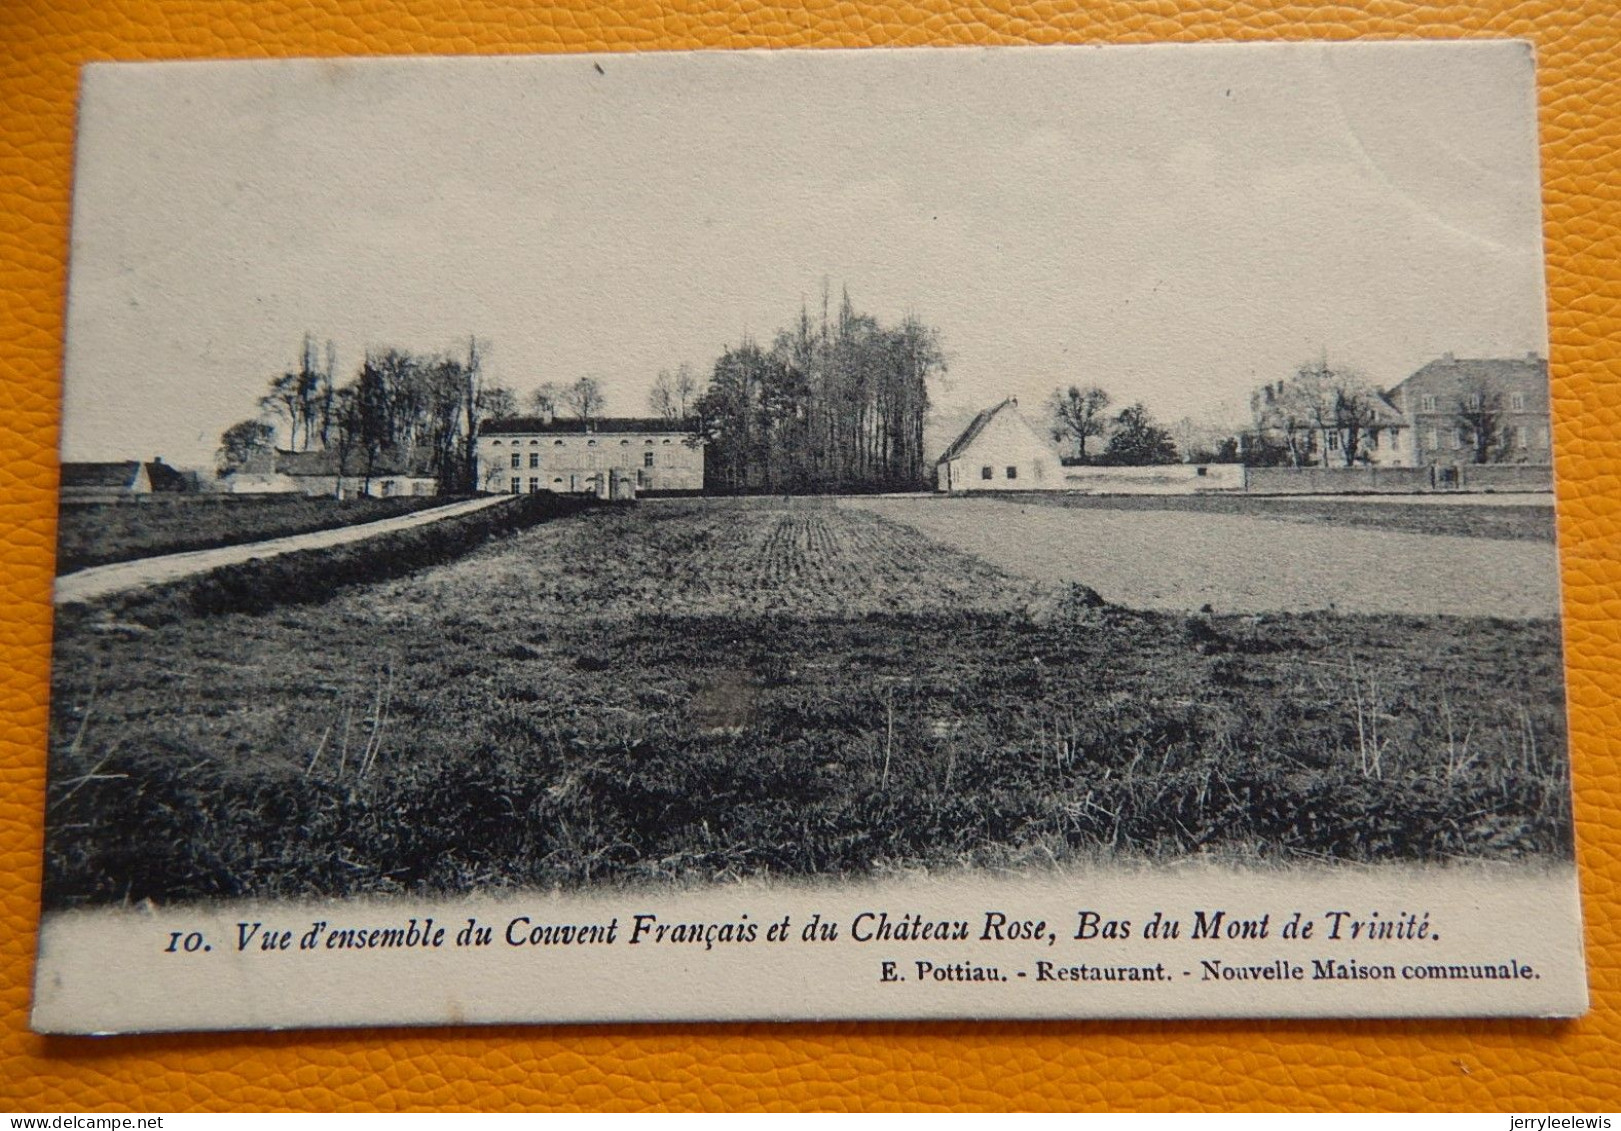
54, 495, 511, 606
847, 496, 1562, 618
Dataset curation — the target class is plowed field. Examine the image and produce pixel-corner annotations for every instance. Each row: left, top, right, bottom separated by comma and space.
401, 497, 1043, 619
45, 496, 1572, 906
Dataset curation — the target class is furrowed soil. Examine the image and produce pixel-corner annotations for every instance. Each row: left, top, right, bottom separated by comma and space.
45, 498, 1572, 906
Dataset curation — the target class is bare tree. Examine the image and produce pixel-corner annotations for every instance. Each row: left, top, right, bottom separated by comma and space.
1047, 385, 1111, 463
259, 333, 336, 452
563, 375, 606, 422
1253, 357, 1382, 466
673, 362, 698, 418
649, 369, 680, 421
1454, 380, 1509, 464
525, 382, 563, 418
649, 365, 701, 421
478, 385, 518, 421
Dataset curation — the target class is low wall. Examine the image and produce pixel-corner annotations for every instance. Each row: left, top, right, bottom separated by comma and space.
1245, 466, 1434, 494
1454, 464, 1554, 492
1060, 463, 1246, 494
1247, 464, 1553, 494
961, 463, 1554, 496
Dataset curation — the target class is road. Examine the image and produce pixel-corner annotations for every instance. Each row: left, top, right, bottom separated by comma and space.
847, 496, 1562, 618
55, 495, 512, 606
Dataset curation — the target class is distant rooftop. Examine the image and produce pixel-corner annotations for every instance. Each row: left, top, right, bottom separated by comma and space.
274, 448, 437, 479
60, 461, 142, 490
482, 416, 698, 436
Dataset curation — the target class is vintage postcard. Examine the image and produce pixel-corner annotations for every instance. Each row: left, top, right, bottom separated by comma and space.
33, 42, 1585, 1033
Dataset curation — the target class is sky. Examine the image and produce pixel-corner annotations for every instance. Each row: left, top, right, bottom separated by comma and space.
61, 42, 1548, 467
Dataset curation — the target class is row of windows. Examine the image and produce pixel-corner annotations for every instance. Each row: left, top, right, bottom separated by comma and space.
1417, 394, 1529, 412
511, 451, 659, 469
507, 471, 657, 493
1422, 425, 1549, 449
492, 437, 677, 447
1327, 430, 1401, 451
979, 462, 1046, 481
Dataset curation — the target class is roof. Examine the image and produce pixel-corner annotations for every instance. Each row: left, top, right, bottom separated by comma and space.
1364, 392, 1406, 427
274, 448, 438, 479
936, 399, 1018, 465
482, 415, 697, 436
143, 460, 190, 492
1389, 355, 1550, 411
60, 461, 142, 490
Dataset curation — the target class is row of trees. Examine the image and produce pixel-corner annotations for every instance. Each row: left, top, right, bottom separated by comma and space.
524, 375, 609, 422
691, 289, 943, 493
218, 335, 521, 493
1046, 385, 1182, 466
1247, 358, 1388, 468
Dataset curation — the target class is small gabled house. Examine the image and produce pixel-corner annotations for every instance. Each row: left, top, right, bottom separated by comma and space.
935, 398, 1057, 492
59, 461, 152, 500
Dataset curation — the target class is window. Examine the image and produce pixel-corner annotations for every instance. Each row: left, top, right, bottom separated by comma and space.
510, 453, 521, 469
1006, 466, 1018, 480
1388, 430, 1400, 450
509, 480, 521, 494
587, 439, 598, 447
1327, 431, 1339, 451
492, 439, 503, 447
644, 451, 655, 468
553, 476, 564, 486
645, 439, 655, 446
529, 477, 540, 493
553, 439, 565, 447
1420, 395, 1437, 412
529, 453, 540, 469
1467, 393, 1483, 410
620, 439, 630, 446
1511, 393, 1527, 410
663, 439, 672, 445
981, 466, 993, 480
1196, 466, 1208, 477
1425, 427, 1439, 450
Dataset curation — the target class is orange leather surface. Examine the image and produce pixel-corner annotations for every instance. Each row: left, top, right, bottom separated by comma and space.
3, 0, 1619, 1113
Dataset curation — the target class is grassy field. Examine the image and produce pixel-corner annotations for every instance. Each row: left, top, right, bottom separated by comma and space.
1002, 491, 1557, 543
44, 499, 1571, 907
56, 493, 454, 575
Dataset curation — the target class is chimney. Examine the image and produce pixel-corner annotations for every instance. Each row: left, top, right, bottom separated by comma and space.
1442, 351, 1455, 363
1526, 351, 1541, 361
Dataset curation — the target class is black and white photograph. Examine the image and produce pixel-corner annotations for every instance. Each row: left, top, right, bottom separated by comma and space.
33, 43, 1586, 1032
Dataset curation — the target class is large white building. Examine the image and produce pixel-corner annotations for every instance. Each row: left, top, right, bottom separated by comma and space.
479, 416, 704, 496
934, 398, 1057, 492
